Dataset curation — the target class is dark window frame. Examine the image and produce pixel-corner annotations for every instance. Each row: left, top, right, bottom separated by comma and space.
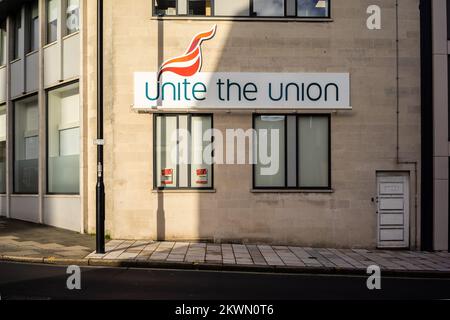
153, 113, 215, 191
252, 113, 331, 190
152, 0, 331, 19
12, 93, 40, 195
45, 80, 81, 196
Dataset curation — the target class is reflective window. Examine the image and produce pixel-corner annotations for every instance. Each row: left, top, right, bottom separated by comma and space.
0, 21, 6, 66
66, 0, 80, 35
154, 0, 177, 16
254, 116, 286, 188
252, 0, 284, 17
155, 114, 213, 189
28, 1, 39, 53
214, 0, 249, 16
188, 0, 212, 16
297, 0, 329, 17
154, 0, 331, 18
253, 114, 330, 189
298, 116, 329, 187
0, 105, 6, 194
14, 95, 39, 194
13, 10, 22, 60
47, 83, 80, 194
47, 0, 59, 44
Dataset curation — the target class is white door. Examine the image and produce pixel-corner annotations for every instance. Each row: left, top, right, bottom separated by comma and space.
376, 173, 410, 248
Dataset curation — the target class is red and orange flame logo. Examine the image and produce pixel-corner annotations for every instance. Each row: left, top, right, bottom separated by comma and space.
158, 25, 217, 81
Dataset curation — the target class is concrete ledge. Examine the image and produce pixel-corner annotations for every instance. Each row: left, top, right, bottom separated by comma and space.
1, 255, 450, 279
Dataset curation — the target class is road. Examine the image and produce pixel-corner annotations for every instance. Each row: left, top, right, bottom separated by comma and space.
0, 261, 449, 300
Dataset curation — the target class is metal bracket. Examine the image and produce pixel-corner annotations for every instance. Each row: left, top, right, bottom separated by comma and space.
94, 139, 105, 146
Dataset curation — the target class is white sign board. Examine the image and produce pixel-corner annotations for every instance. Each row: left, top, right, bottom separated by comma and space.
134, 72, 351, 110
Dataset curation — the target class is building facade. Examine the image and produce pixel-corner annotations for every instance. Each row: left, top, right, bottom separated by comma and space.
0, 0, 447, 251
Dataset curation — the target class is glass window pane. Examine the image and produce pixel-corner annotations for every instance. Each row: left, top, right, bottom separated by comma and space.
253, 0, 284, 17
29, 1, 39, 52
154, 0, 177, 16
14, 11, 22, 59
188, 0, 212, 16
0, 105, 6, 194
47, 0, 59, 44
298, 116, 329, 187
156, 116, 178, 188
14, 96, 39, 194
254, 115, 285, 188
297, 0, 329, 17
66, 0, 80, 35
47, 83, 80, 194
0, 22, 6, 66
214, 0, 249, 16
191, 116, 212, 188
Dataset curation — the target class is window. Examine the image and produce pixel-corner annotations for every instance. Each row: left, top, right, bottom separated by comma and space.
153, 0, 330, 18
188, 0, 212, 16
0, 105, 6, 194
214, 0, 248, 16
47, 0, 59, 44
66, 0, 80, 35
154, 0, 177, 16
28, 0, 39, 53
47, 83, 80, 194
154, 114, 213, 189
297, 0, 329, 18
0, 21, 6, 66
13, 10, 22, 60
252, 0, 284, 17
14, 95, 39, 194
253, 114, 330, 189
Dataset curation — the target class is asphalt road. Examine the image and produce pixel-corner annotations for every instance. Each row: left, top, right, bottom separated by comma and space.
0, 261, 449, 300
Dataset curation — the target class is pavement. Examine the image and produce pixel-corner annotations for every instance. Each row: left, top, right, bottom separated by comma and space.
1, 217, 450, 277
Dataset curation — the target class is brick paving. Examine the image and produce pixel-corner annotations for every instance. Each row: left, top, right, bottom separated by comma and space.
86, 240, 450, 273
1, 218, 450, 273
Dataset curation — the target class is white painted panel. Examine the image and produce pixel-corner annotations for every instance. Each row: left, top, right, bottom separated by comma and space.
380, 229, 404, 241
379, 183, 403, 195
44, 196, 81, 232
63, 33, 80, 80
379, 198, 404, 210
376, 173, 409, 248
0, 67, 6, 103
11, 60, 24, 98
44, 44, 61, 87
10, 196, 39, 223
0, 195, 6, 216
380, 213, 404, 226
25, 52, 39, 93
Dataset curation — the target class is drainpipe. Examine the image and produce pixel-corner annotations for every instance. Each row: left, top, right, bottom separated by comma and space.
96, 0, 105, 254
395, 0, 419, 250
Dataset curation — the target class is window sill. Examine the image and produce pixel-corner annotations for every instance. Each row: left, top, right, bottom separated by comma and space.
63, 31, 80, 41
43, 41, 58, 50
44, 194, 81, 198
150, 16, 333, 23
152, 189, 216, 194
251, 189, 334, 194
